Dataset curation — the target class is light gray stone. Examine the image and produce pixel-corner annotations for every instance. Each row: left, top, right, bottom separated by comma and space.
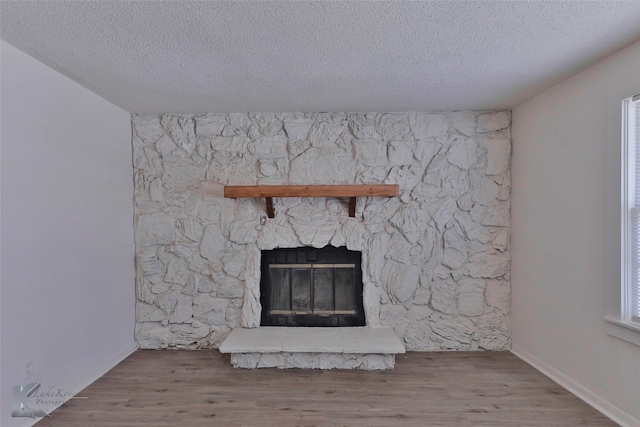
208, 327, 232, 348
288, 204, 339, 248
385, 232, 412, 265
133, 115, 166, 143
283, 115, 314, 141
467, 252, 510, 278
379, 303, 408, 325
200, 225, 225, 262
136, 302, 165, 322
181, 274, 200, 296
404, 321, 433, 350
308, 120, 344, 147
426, 197, 457, 231
485, 280, 510, 312
409, 113, 449, 139
221, 245, 247, 278
241, 246, 261, 328
136, 323, 169, 349
193, 294, 228, 327
162, 160, 203, 188
231, 352, 395, 370
151, 282, 172, 294
456, 193, 473, 212
458, 291, 484, 317
498, 176, 511, 201
387, 140, 415, 165
446, 135, 477, 170
423, 154, 448, 187
228, 199, 260, 244
407, 304, 433, 321
157, 289, 181, 315
470, 171, 500, 206
413, 139, 441, 166
251, 113, 283, 136
454, 211, 491, 243
411, 183, 440, 204
177, 219, 204, 242
169, 295, 194, 323
441, 164, 470, 199
215, 276, 245, 299
354, 138, 388, 167
144, 147, 164, 178
165, 257, 190, 285
257, 216, 300, 250
390, 204, 430, 244
376, 114, 411, 141
135, 213, 175, 247
450, 112, 476, 136
137, 277, 155, 304
209, 136, 251, 152
289, 147, 355, 184
430, 317, 475, 350
170, 323, 210, 348
348, 113, 378, 139
442, 225, 468, 270
476, 314, 510, 350
156, 134, 182, 163
363, 197, 401, 224
195, 114, 226, 137
493, 229, 509, 252
258, 158, 288, 178
476, 111, 510, 133
482, 202, 510, 227
249, 135, 288, 157
386, 165, 422, 202
383, 261, 420, 303
162, 115, 197, 154
413, 281, 432, 306
431, 279, 457, 315
484, 138, 511, 175
149, 178, 164, 202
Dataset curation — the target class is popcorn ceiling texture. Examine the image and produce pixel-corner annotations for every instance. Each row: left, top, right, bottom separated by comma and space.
132, 112, 511, 351
4, 2, 640, 113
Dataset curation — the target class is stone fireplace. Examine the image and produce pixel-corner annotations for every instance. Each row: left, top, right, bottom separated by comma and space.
132, 111, 511, 353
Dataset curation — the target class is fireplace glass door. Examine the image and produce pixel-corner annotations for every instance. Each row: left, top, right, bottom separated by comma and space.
260, 247, 365, 327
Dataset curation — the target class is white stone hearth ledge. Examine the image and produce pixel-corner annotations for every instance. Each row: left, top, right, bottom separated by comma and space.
219, 327, 405, 370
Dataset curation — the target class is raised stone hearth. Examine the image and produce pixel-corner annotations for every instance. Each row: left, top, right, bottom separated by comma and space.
219, 327, 406, 370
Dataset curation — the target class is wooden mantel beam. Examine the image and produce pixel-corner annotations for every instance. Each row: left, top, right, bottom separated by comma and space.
224, 184, 399, 218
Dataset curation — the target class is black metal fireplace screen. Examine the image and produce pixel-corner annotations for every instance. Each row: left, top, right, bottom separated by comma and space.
260, 246, 365, 327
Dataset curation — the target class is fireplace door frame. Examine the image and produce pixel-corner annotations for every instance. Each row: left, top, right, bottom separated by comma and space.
260, 246, 365, 327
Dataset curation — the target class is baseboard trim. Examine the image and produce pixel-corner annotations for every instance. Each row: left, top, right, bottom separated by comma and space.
511, 345, 638, 427
29, 343, 137, 427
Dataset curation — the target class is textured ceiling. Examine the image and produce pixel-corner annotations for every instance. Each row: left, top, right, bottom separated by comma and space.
2, 1, 640, 114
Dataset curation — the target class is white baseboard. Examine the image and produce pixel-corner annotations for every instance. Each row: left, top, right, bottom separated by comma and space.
25, 343, 137, 427
511, 345, 639, 427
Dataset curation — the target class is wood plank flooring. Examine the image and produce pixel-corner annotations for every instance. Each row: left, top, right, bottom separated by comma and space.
36, 350, 616, 427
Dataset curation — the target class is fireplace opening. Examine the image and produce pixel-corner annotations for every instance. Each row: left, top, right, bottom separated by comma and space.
260, 246, 365, 327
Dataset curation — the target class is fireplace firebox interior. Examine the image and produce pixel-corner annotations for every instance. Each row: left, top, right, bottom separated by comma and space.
260, 246, 365, 327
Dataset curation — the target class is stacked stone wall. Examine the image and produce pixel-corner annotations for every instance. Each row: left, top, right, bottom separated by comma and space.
132, 112, 511, 351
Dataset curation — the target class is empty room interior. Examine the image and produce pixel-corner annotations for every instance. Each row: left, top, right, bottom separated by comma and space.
1, 1, 640, 426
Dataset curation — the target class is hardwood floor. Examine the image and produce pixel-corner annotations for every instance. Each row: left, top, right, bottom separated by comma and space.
37, 350, 616, 427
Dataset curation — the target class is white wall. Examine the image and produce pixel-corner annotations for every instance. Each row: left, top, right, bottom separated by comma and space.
511, 39, 640, 426
0, 41, 135, 426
